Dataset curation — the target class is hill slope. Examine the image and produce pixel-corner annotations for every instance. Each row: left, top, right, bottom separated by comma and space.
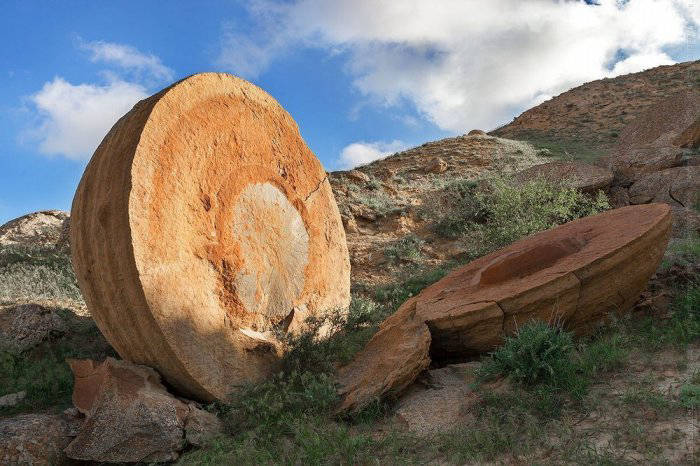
492, 60, 700, 161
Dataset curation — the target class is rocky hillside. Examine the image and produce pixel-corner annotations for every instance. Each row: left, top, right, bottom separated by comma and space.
329, 133, 548, 287
492, 60, 700, 161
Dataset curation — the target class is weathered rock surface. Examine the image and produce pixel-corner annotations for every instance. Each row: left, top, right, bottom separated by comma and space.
0, 303, 67, 352
628, 166, 700, 207
338, 204, 671, 411
0, 210, 69, 248
627, 167, 700, 236
0, 413, 73, 465
608, 91, 700, 181
514, 161, 614, 193
674, 117, 700, 149
70, 73, 351, 401
65, 357, 221, 463
394, 363, 479, 435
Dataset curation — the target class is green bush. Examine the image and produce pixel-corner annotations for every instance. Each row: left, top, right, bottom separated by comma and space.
478, 321, 576, 388
433, 175, 609, 251
216, 297, 391, 440
385, 234, 423, 263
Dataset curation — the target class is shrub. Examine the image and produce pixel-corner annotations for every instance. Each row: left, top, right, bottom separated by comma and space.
473, 176, 609, 250
385, 234, 423, 263
433, 175, 609, 251
478, 321, 577, 389
0, 245, 83, 305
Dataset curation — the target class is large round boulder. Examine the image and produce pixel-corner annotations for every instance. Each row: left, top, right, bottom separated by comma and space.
70, 73, 350, 401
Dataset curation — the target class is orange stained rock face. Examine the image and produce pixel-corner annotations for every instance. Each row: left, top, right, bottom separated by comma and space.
338, 204, 671, 412
70, 73, 350, 402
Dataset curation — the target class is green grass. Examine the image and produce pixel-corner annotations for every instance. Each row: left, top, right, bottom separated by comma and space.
0, 308, 115, 415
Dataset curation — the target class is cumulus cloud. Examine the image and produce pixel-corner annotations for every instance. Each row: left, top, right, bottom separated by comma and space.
27, 41, 173, 159
339, 140, 406, 168
29, 77, 148, 159
80, 39, 174, 82
223, 0, 699, 132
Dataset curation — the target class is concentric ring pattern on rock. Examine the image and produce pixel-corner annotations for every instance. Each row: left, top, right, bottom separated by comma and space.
337, 204, 671, 412
70, 73, 351, 401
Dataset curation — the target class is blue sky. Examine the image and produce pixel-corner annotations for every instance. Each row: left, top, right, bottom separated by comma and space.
1, 0, 698, 223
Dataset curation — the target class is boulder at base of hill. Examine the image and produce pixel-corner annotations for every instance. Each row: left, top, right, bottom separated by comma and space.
628, 166, 700, 207
337, 204, 671, 412
0, 413, 75, 466
0, 304, 67, 353
514, 161, 613, 193
70, 73, 350, 402
65, 358, 221, 463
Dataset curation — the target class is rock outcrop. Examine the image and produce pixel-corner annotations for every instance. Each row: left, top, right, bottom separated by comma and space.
0, 303, 67, 353
70, 73, 351, 401
514, 161, 614, 193
65, 358, 221, 463
337, 204, 671, 411
608, 91, 700, 182
0, 413, 75, 465
0, 210, 68, 249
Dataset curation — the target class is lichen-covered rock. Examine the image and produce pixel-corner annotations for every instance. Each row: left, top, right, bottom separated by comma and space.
514, 161, 614, 193
0, 304, 67, 352
65, 357, 221, 463
0, 414, 73, 465
338, 204, 671, 411
467, 129, 486, 136
70, 73, 350, 401
628, 166, 700, 207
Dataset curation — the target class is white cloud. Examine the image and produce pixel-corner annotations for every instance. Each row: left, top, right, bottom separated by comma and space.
225, 0, 699, 132
80, 39, 174, 82
26, 40, 174, 160
29, 77, 147, 159
339, 140, 406, 168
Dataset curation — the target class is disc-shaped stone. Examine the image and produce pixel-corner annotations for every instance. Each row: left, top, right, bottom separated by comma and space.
71, 73, 351, 401
338, 204, 671, 411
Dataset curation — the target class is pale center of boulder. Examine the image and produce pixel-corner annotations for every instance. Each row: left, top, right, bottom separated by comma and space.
231, 182, 309, 319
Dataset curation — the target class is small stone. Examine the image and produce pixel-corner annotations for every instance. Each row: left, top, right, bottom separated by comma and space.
425, 157, 448, 174
65, 358, 188, 463
346, 169, 370, 183
184, 405, 222, 447
0, 391, 26, 408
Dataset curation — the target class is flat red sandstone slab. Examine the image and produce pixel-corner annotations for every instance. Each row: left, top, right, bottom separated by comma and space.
71, 74, 350, 401
338, 204, 671, 411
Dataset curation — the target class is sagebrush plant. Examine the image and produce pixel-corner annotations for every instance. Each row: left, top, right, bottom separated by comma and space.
0, 245, 83, 305
433, 175, 609, 250
478, 320, 577, 388
385, 234, 423, 263
215, 298, 392, 441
